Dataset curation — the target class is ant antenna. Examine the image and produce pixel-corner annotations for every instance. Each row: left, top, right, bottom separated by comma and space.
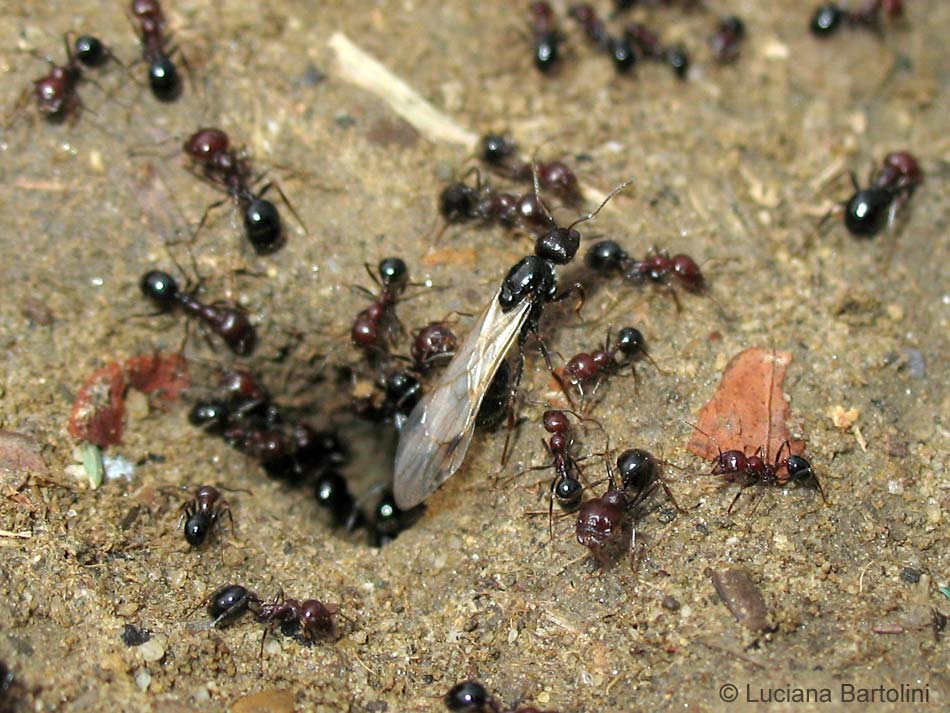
568, 179, 633, 230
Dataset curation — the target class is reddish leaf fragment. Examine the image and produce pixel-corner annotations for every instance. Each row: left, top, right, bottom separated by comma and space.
688, 348, 804, 462
125, 352, 190, 405
68, 363, 127, 447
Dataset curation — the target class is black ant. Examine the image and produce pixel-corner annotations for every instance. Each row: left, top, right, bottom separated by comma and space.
585, 239, 705, 308
315, 470, 364, 530
810, 1, 903, 37
206, 583, 261, 627
445, 679, 561, 712
832, 151, 923, 238
140, 269, 257, 355
562, 326, 659, 407
709, 15, 745, 63
569, 4, 637, 74
8, 33, 116, 126
369, 489, 420, 546
178, 484, 234, 546
351, 257, 411, 359
528, 1, 564, 74
575, 446, 677, 566
411, 321, 458, 372
183, 127, 304, 255
623, 23, 690, 79
477, 134, 582, 205
129, 0, 184, 101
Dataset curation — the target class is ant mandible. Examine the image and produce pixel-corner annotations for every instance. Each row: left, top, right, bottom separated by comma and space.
178, 485, 234, 547
140, 269, 257, 355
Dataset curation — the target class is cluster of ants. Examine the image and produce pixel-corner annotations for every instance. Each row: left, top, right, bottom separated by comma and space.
526, 0, 746, 78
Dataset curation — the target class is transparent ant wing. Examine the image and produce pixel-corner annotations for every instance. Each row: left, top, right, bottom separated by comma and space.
393, 291, 531, 509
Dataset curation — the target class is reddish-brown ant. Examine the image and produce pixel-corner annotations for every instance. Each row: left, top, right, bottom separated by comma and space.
438, 171, 555, 236
183, 127, 304, 254
178, 484, 234, 546
477, 134, 582, 205
830, 151, 923, 239
585, 239, 705, 309
710, 15, 745, 63
575, 446, 681, 565
140, 269, 257, 355
562, 326, 659, 407
569, 4, 637, 73
350, 257, 411, 358
623, 23, 690, 79
411, 321, 459, 372
529, 1, 564, 73
810, 1, 903, 37
258, 591, 341, 655
129, 0, 184, 101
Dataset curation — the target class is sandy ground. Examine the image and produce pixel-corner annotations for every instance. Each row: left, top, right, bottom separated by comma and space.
0, 1, 948, 711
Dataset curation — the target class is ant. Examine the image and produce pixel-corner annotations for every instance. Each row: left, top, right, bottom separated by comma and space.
178, 484, 234, 546
575, 446, 678, 566
369, 489, 420, 546
585, 239, 704, 308
830, 151, 923, 239
477, 134, 582, 204
129, 0, 184, 101
140, 269, 257, 355
528, 1, 564, 74
562, 326, 659, 407
810, 1, 903, 37
351, 257, 411, 359
709, 15, 745, 63
445, 679, 560, 713
569, 4, 637, 74
623, 23, 690, 79
258, 592, 340, 650
183, 127, 304, 254
438, 172, 554, 236
8, 33, 116, 125
533, 409, 597, 535
315, 470, 364, 530
206, 583, 261, 627
411, 321, 458, 372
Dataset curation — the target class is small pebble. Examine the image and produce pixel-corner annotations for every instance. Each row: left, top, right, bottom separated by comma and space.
705, 566, 771, 631
230, 689, 295, 713
661, 595, 681, 611
121, 624, 150, 647
135, 668, 151, 691
900, 567, 922, 584
138, 635, 167, 662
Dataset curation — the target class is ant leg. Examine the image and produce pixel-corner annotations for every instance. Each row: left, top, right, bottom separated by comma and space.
258, 180, 308, 233
534, 332, 576, 409
499, 401, 517, 467
553, 282, 586, 317
193, 197, 230, 243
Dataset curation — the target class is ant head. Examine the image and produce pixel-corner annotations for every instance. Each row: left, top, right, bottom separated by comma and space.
535, 226, 580, 265
184, 128, 229, 161
140, 269, 179, 305
616, 448, 656, 492
585, 239, 626, 273
615, 327, 645, 357
378, 257, 409, 289
785, 454, 813, 483
438, 182, 477, 223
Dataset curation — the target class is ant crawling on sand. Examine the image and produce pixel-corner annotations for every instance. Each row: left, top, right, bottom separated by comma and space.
258, 591, 341, 653
178, 484, 234, 547
445, 679, 561, 712
438, 170, 555, 237
183, 127, 305, 254
477, 133, 582, 205
824, 151, 923, 239
129, 0, 185, 101
528, 1, 564, 74
350, 257, 412, 359
575, 446, 683, 566
569, 4, 638, 74
562, 325, 659, 408
623, 22, 690, 79
140, 269, 257, 356
709, 15, 745, 63
810, 1, 903, 37
206, 583, 261, 627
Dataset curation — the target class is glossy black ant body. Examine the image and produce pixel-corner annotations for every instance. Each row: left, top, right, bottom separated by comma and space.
569, 4, 637, 74
837, 151, 923, 238
810, 1, 903, 37
140, 269, 256, 355
623, 23, 690, 79
710, 15, 745, 63
563, 326, 658, 405
411, 321, 458, 372
183, 127, 303, 254
370, 489, 416, 546
445, 680, 560, 712
129, 0, 183, 101
179, 484, 233, 546
315, 470, 363, 529
575, 446, 673, 565
206, 583, 261, 627
477, 134, 582, 205
528, 1, 564, 73
351, 257, 411, 358
585, 239, 705, 308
